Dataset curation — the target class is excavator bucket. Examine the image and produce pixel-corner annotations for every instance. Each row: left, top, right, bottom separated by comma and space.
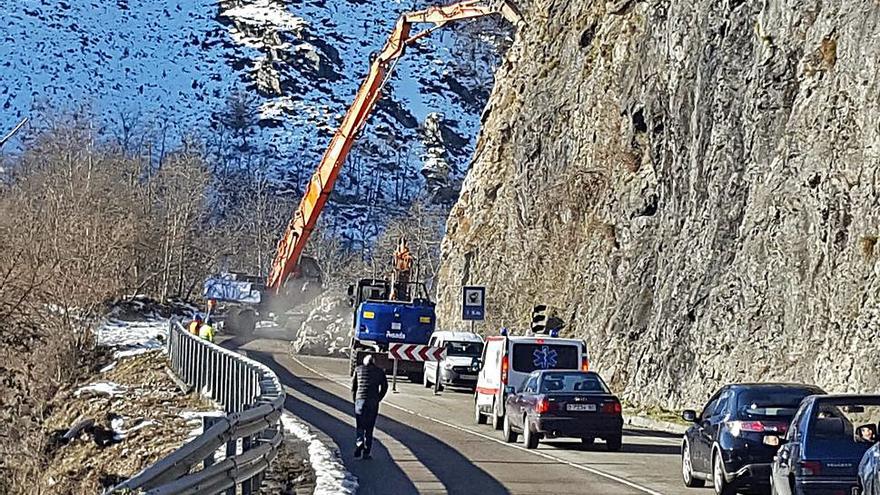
496, 0, 525, 26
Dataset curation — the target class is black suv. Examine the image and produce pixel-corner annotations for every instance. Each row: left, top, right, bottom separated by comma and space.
681, 383, 825, 494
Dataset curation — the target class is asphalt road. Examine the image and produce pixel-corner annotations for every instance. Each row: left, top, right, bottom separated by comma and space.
222, 330, 713, 495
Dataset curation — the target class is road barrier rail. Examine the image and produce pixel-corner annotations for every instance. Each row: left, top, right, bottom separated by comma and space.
110, 320, 284, 494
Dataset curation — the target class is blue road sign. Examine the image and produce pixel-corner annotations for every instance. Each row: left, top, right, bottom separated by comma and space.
462, 286, 485, 321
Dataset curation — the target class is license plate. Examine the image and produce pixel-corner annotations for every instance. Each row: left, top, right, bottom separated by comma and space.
567, 404, 596, 412
763, 435, 781, 446
460, 374, 477, 380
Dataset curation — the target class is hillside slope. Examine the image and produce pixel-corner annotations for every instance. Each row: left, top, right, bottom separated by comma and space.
437, 0, 880, 407
0, 0, 508, 243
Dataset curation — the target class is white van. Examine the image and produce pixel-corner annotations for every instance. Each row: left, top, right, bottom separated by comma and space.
423, 331, 485, 390
474, 333, 589, 429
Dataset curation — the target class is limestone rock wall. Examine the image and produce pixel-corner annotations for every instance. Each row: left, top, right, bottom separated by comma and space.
436, 0, 880, 408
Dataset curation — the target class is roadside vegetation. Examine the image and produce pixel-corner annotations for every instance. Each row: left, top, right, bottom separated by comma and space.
0, 112, 446, 492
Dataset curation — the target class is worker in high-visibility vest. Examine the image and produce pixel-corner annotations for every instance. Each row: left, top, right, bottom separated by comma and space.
198, 319, 215, 342
188, 314, 203, 335
205, 299, 217, 322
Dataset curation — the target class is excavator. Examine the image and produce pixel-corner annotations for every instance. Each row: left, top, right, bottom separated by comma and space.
205, 0, 523, 374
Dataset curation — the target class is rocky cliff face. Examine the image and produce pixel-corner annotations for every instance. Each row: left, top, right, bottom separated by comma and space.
437, 0, 880, 408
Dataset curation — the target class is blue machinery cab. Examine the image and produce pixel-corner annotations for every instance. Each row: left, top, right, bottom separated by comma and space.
347, 278, 436, 380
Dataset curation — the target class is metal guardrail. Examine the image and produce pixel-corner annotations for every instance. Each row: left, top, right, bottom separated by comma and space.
110, 320, 284, 494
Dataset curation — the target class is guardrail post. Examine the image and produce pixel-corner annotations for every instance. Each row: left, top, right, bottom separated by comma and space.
198, 342, 205, 394
185, 336, 193, 384
253, 469, 264, 493
193, 340, 200, 392
209, 350, 217, 400
235, 365, 243, 413
225, 437, 237, 495
220, 354, 229, 410
180, 335, 188, 383
202, 416, 219, 468
241, 434, 253, 495
172, 327, 179, 373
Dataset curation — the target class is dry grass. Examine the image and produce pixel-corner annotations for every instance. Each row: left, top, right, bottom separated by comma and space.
0, 124, 213, 493
37, 351, 215, 494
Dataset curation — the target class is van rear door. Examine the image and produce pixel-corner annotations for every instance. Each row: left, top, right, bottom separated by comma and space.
510, 341, 581, 376
477, 338, 503, 399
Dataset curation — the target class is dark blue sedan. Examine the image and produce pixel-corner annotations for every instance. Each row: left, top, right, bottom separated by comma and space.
681, 383, 824, 494
771, 394, 880, 495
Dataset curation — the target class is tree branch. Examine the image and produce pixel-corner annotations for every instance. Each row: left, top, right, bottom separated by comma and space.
0, 117, 29, 149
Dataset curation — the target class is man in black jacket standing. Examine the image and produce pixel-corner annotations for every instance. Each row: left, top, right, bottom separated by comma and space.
351, 355, 388, 459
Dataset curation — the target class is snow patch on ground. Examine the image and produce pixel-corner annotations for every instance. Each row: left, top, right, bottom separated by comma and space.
111, 417, 157, 441
75, 381, 127, 398
224, 0, 306, 31
281, 413, 358, 495
97, 318, 168, 358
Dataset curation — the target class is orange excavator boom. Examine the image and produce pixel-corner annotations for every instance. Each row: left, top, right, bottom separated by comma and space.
266, 0, 523, 293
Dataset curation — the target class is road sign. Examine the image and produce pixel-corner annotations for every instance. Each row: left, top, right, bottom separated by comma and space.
462, 286, 485, 321
388, 343, 446, 362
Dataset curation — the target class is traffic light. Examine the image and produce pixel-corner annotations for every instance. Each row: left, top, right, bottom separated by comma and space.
531, 304, 548, 334
531, 304, 565, 335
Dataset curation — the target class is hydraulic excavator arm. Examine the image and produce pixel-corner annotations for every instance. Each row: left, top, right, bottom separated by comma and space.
266, 0, 523, 293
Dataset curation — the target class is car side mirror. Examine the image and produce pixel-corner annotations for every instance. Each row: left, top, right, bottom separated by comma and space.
347, 284, 355, 296
682, 410, 698, 423
504, 385, 516, 395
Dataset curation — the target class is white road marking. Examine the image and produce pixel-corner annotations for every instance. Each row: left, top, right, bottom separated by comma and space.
291, 355, 667, 495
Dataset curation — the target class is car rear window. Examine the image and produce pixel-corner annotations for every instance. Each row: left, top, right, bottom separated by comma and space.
735, 388, 818, 420
804, 401, 880, 459
539, 372, 609, 394
511, 343, 579, 373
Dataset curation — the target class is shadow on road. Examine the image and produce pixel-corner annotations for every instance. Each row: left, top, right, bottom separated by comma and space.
249, 351, 510, 495
542, 440, 681, 456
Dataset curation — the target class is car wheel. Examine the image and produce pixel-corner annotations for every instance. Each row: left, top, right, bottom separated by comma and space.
606, 434, 622, 452
713, 451, 735, 495
523, 419, 539, 449
475, 403, 487, 425
502, 413, 518, 443
492, 409, 504, 431
581, 437, 595, 448
681, 440, 705, 487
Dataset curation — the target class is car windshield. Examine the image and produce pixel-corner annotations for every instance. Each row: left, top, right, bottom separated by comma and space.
736, 388, 818, 420
539, 372, 609, 394
806, 400, 880, 459
446, 341, 483, 357
511, 343, 580, 373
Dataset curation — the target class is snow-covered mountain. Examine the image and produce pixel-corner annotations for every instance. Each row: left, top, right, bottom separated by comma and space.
0, 0, 508, 244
